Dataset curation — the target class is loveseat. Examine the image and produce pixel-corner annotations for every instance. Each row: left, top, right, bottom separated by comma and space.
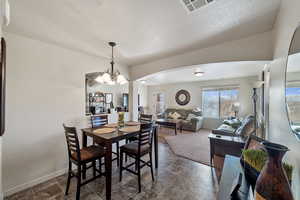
212, 115, 255, 138
157, 108, 204, 132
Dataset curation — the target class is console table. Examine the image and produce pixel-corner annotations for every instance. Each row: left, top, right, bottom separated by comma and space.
208, 133, 245, 166
217, 155, 251, 200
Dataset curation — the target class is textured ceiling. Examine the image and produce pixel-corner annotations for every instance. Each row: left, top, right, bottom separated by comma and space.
5, 0, 280, 66
138, 61, 270, 85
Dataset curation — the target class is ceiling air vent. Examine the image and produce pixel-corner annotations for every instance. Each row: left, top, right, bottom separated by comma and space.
181, 0, 214, 13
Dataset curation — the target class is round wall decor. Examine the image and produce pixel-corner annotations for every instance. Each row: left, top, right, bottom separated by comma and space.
175, 90, 190, 106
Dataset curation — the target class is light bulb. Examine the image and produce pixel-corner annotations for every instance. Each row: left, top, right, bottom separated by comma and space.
102, 73, 111, 83
95, 75, 104, 83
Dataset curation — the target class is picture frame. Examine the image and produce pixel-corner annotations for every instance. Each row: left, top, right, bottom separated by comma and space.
105, 93, 113, 104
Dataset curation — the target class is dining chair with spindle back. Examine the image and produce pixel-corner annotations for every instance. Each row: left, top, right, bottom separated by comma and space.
63, 124, 105, 200
139, 114, 153, 123
91, 115, 108, 128
119, 122, 155, 193
126, 114, 153, 145
90, 115, 120, 167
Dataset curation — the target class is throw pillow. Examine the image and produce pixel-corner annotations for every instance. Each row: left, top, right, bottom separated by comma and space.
217, 124, 236, 133
186, 113, 197, 121
171, 112, 181, 120
167, 112, 174, 119
223, 119, 241, 129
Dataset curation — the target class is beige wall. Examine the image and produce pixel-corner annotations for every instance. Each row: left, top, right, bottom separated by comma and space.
2, 32, 129, 196
270, 0, 300, 198
148, 76, 257, 129
130, 31, 274, 80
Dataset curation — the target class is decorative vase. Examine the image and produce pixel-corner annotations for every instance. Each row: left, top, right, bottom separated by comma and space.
118, 112, 125, 127
254, 141, 293, 200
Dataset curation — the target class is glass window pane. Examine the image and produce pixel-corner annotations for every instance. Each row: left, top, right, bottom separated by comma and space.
202, 90, 219, 118
286, 87, 300, 124
220, 89, 239, 118
156, 93, 165, 114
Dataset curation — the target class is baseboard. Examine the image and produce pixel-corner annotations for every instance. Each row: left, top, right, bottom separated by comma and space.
4, 168, 68, 197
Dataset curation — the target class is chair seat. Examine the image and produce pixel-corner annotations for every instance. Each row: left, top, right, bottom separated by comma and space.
120, 142, 150, 156
72, 145, 105, 162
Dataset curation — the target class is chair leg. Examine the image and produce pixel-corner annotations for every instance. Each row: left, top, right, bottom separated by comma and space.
65, 161, 72, 195
137, 157, 141, 193
76, 165, 82, 200
149, 152, 155, 181
125, 139, 129, 163
119, 151, 123, 182
116, 142, 120, 167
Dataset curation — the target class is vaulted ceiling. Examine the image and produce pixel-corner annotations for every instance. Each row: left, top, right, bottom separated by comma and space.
5, 0, 281, 66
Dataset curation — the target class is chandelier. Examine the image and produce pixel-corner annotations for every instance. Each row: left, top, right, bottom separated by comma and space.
95, 42, 128, 85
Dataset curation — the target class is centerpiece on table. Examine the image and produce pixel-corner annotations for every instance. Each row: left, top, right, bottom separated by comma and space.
118, 112, 125, 127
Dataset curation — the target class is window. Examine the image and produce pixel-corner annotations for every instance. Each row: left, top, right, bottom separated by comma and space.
155, 93, 165, 114
202, 88, 239, 118
286, 86, 300, 124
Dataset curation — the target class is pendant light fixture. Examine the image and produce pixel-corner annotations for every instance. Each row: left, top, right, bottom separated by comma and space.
95, 42, 128, 85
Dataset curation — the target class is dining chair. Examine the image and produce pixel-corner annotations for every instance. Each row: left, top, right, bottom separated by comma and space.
63, 124, 105, 200
119, 122, 155, 193
139, 114, 153, 123
90, 115, 120, 167
126, 114, 153, 143
91, 115, 108, 128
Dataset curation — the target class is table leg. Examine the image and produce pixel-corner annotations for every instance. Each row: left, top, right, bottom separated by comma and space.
82, 131, 88, 179
105, 141, 112, 200
209, 139, 214, 167
154, 126, 158, 169
175, 124, 177, 135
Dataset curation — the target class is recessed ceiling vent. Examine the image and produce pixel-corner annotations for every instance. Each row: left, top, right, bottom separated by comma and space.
181, 0, 214, 13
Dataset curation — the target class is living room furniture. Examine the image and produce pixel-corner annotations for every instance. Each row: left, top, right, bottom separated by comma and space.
63, 124, 105, 200
156, 118, 182, 135
139, 114, 153, 123
119, 123, 155, 193
208, 133, 245, 166
81, 124, 158, 200
212, 115, 255, 138
217, 155, 251, 200
158, 108, 203, 132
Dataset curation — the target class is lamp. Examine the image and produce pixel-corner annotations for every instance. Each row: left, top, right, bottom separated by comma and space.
95, 42, 128, 85
232, 102, 240, 118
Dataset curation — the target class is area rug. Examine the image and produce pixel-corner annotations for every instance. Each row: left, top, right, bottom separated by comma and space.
163, 129, 212, 166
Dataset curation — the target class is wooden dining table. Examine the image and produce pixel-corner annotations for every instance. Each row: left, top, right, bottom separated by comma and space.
81, 124, 158, 200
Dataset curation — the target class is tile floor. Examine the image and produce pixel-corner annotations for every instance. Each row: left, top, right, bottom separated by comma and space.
5, 130, 220, 200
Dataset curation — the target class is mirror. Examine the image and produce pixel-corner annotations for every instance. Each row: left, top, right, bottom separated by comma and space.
285, 25, 300, 139
85, 72, 129, 115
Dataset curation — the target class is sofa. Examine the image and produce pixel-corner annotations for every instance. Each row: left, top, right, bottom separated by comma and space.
212, 115, 255, 138
157, 108, 204, 132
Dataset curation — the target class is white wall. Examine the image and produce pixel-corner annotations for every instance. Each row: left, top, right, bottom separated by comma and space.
269, 0, 300, 198
130, 31, 274, 80
148, 76, 257, 129
2, 32, 129, 196
131, 81, 148, 121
